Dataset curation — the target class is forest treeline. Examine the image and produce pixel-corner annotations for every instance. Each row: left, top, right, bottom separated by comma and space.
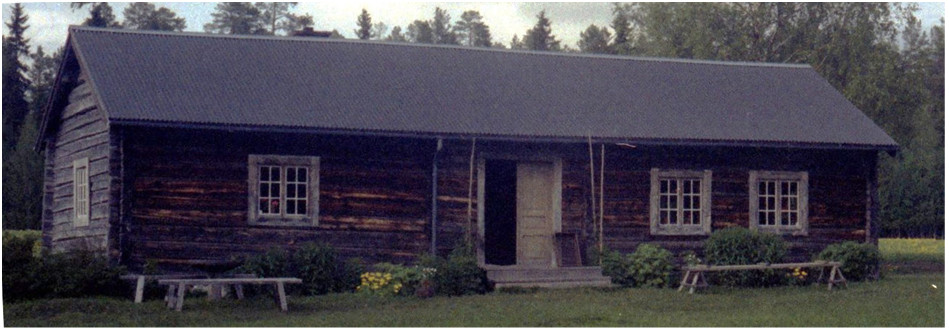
2, 3, 943, 237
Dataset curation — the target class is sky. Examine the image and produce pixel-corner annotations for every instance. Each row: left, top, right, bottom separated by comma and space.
1, 2, 946, 57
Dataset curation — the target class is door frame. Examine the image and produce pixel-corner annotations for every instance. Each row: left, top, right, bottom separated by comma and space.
476, 152, 562, 267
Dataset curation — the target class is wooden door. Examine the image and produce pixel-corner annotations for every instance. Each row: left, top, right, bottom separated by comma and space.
516, 162, 554, 267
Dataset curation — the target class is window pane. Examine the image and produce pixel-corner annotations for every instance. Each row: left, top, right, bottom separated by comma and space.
660, 196, 668, 209
789, 182, 797, 195
287, 184, 296, 198
693, 196, 700, 210
261, 183, 269, 196
297, 200, 307, 214
297, 184, 307, 198
261, 167, 270, 181
669, 196, 677, 209
788, 212, 797, 225
271, 167, 281, 181
298, 168, 307, 182
259, 199, 269, 214
683, 196, 691, 209
669, 211, 678, 224
669, 180, 678, 194
660, 180, 668, 193
287, 168, 296, 181
287, 200, 296, 214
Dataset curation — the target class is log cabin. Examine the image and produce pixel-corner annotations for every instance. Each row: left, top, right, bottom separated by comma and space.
37, 27, 898, 287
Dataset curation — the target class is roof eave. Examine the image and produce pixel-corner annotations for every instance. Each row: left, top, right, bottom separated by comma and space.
109, 119, 901, 152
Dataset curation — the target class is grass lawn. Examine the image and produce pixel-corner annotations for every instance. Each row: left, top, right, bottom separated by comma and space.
4, 238, 944, 327
3, 272, 943, 327
880, 238, 944, 274
880, 238, 944, 263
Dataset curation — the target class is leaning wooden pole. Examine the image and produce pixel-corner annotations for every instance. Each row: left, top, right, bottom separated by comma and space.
599, 144, 605, 256
465, 137, 477, 245
587, 136, 597, 258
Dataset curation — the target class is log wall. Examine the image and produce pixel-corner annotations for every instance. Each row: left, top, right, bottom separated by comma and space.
41, 77, 115, 254
117, 129, 874, 270
122, 128, 435, 271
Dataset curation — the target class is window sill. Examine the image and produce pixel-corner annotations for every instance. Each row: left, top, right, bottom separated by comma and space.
250, 217, 317, 227
651, 226, 709, 236
754, 227, 808, 236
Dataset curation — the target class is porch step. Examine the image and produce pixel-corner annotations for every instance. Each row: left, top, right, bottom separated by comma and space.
486, 266, 614, 288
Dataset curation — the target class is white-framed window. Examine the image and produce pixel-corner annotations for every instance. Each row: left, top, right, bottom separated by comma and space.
749, 171, 808, 235
649, 168, 712, 235
73, 158, 90, 227
248, 155, 320, 226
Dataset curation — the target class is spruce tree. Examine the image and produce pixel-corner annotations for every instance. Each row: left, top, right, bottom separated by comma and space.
524, 11, 560, 51
2, 3, 31, 152
355, 9, 371, 40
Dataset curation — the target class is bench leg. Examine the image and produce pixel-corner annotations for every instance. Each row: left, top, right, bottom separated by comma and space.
209, 284, 223, 301
688, 271, 703, 294
235, 284, 245, 300
175, 283, 187, 312
165, 284, 177, 308
678, 270, 691, 292
827, 266, 848, 290
276, 282, 288, 312
134, 276, 145, 303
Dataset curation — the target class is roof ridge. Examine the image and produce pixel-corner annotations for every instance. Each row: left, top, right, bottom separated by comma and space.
67, 26, 812, 69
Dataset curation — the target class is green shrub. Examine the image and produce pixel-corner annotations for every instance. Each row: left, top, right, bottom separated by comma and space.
35, 250, 127, 299
241, 247, 292, 279
600, 248, 634, 287
293, 243, 340, 295
628, 244, 675, 288
703, 227, 788, 287
240, 244, 364, 296
336, 258, 365, 293
419, 245, 493, 296
817, 241, 880, 281
600, 245, 675, 288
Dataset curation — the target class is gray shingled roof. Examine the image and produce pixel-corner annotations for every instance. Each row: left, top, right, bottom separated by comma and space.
67, 26, 897, 149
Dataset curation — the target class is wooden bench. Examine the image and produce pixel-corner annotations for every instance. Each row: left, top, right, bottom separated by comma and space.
158, 277, 303, 312
120, 274, 205, 303
678, 261, 847, 294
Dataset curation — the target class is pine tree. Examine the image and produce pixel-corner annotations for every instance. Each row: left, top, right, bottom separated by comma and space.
72, 2, 120, 28
386, 26, 408, 42
204, 2, 264, 35
122, 2, 187, 31
355, 9, 371, 40
283, 13, 314, 34
524, 11, 560, 51
454, 10, 492, 47
254, 2, 297, 35
407, 20, 434, 44
432, 7, 458, 45
370, 22, 388, 40
578, 24, 611, 54
2, 3, 31, 152
610, 5, 633, 55
509, 34, 524, 50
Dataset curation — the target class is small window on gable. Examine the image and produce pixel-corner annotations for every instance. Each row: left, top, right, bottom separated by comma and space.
649, 169, 712, 235
248, 155, 320, 226
749, 171, 808, 235
73, 158, 90, 227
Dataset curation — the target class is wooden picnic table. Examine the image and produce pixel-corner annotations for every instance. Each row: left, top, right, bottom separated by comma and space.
159, 277, 303, 312
678, 261, 847, 294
